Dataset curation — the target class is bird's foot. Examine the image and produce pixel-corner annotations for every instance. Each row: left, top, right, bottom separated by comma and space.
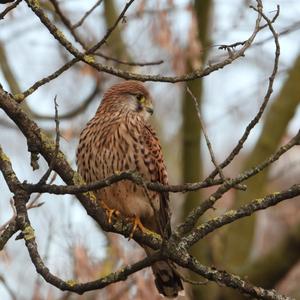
100, 201, 120, 224
128, 216, 152, 240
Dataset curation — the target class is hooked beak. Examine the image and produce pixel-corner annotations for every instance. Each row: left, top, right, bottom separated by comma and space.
145, 105, 154, 115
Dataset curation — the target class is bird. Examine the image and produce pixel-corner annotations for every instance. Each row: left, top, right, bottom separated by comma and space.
76, 80, 183, 298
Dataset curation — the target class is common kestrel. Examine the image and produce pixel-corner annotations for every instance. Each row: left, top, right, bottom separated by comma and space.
76, 81, 183, 297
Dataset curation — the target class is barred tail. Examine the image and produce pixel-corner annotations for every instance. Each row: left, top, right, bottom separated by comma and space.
145, 247, 184, 298
152, 261, 184, 298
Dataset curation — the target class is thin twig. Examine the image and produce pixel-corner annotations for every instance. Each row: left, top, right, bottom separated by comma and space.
29, 173, 56, 208
0, 158, 55, 241
72, 0, 103, 29
218, 41, 246, 50
187, 87, 245, 190
0, 195, 45, 240
31, 82, 101, 120
19, 212, 160, 294
0, 0, 21, 20
255, 19, 300, 47
19, 0, 135, 101
49, 0, 87, 49
95, 52, 164, 67
187, 87, 226, 182
205, 4, 280, 182
0, 199, 16, 232
37, 96, 60, 185
217, 6, 279, 51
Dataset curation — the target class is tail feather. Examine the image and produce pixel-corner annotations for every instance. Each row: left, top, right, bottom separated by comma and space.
152, 260, 183, 298
144, 246, 184, 298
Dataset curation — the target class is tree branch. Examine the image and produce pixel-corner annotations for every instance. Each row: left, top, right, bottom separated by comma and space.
16, 0, 135, 101
31, 82, 101, 120
0, 0, 21, 19
18, 0, 263, 100
72, 0, 103, 29
24, 171, 226, 195
205, 4, 280, 182
176, 254, 292, 300
181, 183, 300, 248
94, 52, 164, 67
178, 130, 300, 235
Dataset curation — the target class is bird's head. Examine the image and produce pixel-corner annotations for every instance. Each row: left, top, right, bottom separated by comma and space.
100, 81, 154, 120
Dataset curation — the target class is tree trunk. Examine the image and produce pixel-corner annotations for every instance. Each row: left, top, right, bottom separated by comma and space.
181, 1, 213, 299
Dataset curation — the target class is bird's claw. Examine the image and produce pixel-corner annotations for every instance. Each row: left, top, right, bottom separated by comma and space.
107, 208, 120, 224
100, 201, 120, 224
128, 216, 150, 240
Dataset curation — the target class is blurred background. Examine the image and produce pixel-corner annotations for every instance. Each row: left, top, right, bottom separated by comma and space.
0, 0, 300, 299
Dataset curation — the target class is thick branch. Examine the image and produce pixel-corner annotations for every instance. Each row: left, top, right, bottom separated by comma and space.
175, 254, 291, 300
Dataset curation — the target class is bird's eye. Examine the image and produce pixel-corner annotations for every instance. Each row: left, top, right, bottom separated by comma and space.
136, 94, 144, 102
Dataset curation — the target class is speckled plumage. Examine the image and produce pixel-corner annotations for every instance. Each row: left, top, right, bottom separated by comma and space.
76, 81, 183, 298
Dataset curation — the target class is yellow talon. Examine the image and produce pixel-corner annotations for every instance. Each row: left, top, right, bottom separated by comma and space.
100, 201, 120, 224
107, 208, 120, 224
128, 216, 150, 240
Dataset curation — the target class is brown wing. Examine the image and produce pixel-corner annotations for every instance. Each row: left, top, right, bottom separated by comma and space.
142, 125, 184, 298
143, 124, 171, 238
